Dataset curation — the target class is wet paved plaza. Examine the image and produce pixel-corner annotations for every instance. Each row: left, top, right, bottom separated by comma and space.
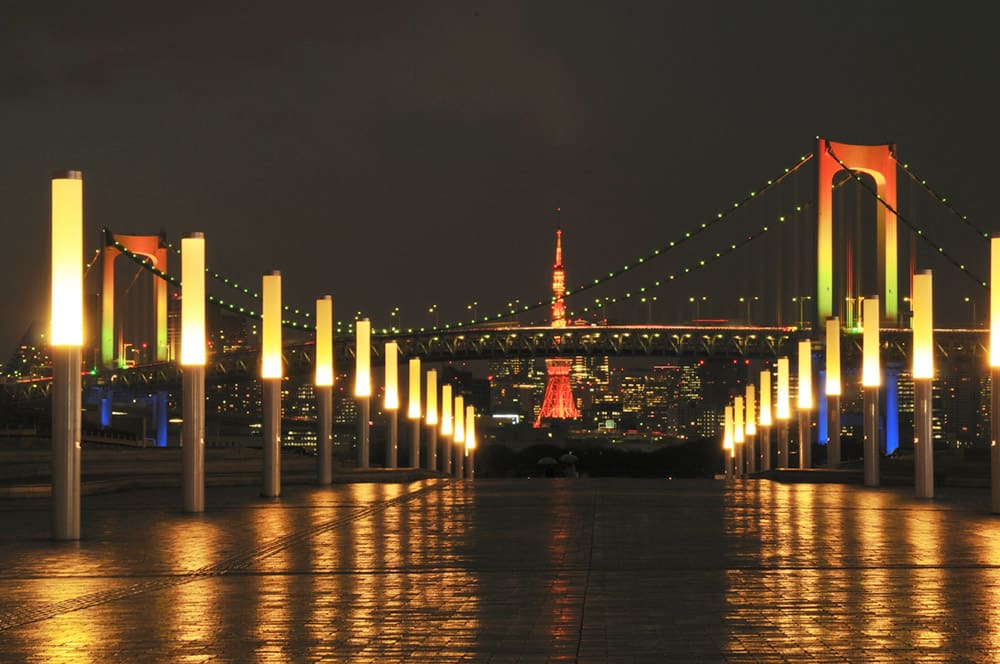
2, 477, 1000, 661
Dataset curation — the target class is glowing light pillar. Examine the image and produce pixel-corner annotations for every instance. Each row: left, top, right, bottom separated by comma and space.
991, 236, 1000, 512
912, 270, 934, 498
261, 271, 283, 497
50, 170, 83, 540
734, 396, 745, 478
453, 395, 465, 479
384, 342, 399, 468
440, 383, 453, 475
826, 317, 842, 468
408, 358, 421, 468
862, 296, 881, 487
465, 404, 476, 480
797, 340, 813, 469
776, 357, 791, 468
315, 296, 334, 485
723, 405, 734, 480
355, 319, 372, 469
181, 233, 206, 512
759, 370, 772, 471
425, 370, 438, 471
745, 385, 757, 474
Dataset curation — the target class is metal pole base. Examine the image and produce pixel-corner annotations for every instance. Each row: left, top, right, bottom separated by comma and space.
991, 367, 1000, 512
51, 347, 81, 540
798, 410, 811, 469
183, 366, 206, 512
454, 442, 464, 479
387, 412, 398, 468
262, 379, 282, 497
317, 385, 333, 485
358, 398, 370, 469
427, 426, 438, 471
914, 379, 933, 499
827, 395, 841, 469
760, 427, 772, 472
864, 386, 880, 487
441, 432, 451, 475
777, 421, 789, 469
410, 420, 420, 468
465, 449, 474, 479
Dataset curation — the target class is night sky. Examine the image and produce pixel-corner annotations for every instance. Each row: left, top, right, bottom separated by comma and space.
2, 2, 998, 357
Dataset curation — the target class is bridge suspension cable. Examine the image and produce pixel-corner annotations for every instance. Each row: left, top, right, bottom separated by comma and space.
825, 146, 987, 288
438, 152, 815, 330
565, 201, 816, 319
893, 158, 990, 239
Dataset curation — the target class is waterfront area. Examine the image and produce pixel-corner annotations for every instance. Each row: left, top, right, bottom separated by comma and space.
2, 476, 1000, 661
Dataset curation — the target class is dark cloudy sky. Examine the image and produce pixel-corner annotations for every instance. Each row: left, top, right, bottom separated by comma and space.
2, 2, 998, 356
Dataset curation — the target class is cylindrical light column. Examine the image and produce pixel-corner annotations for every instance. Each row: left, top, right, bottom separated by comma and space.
315, 295, 334, 485
181, 233, 207, 512
825, 317, 841, 468
50, 170, 83, 540
440, 383, 453, 475
261, 271, 283, 497
355, 319, 372, 469
408, 357, 421, 468
453, 395, 465, 479
745, 384, 757, 474
862, 296, 881, 487
465, 404, 476, 480
993, 236, 1000, 512
797, 339, 813, 469
912, 270, 934, 498
384, 341, 399, 468
776, 357, 791, 468
723, 405, 734, 480
734, 396, 745, 478
425, 370, 438, 471
759, 369, 772, 471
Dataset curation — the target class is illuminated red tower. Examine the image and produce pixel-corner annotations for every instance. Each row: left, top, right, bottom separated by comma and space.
535, 217, 579, 427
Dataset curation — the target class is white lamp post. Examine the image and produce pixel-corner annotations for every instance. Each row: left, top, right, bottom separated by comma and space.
825, 317, 841, 468
355, 319, 372, 468
454, 394, 465, 479
465, 404, 476, 480
776, 357, 791, 468
734, 396, 745, 478
759, 369, 772, 471
408, 357, 421, 468
745, 384, 757, 474
384, 341, 399, 468
50, 170, 83, 540
261, 271, 283, 497
181, 233, 206, 512
440, 383, 453, 475
912, 270, 934, 498
797, 339, 813, 469
315, 296, 334, 485
425, 370, 438, 471
862, 296, 881, 487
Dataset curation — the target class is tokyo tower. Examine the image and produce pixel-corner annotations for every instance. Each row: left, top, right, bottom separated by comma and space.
534, 214, 579, 427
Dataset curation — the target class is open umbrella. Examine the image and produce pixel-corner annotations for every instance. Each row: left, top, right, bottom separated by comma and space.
537, 456, 559, 466
559, 453, 578, 465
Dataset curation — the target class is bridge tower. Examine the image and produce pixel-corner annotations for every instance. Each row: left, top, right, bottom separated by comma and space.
816, 138, 899, 325
535, 217, 579, 427
101, 230, 170, 369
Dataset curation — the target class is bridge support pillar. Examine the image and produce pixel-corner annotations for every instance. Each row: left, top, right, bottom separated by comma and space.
51, 347, 81, 541
316, 385, 332, 485
864, 386, 880, 487
182, 366, 205, 512
262, 379, 281, 497
386, 411, 398, 468
827, 395, 841, 468
885, 366, 900, 454
153, 391, 168, 448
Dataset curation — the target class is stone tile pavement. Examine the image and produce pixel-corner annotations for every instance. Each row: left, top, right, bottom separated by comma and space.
1, 477, 1000, 661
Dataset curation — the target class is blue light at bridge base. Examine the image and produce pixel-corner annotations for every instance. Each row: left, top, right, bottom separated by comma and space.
817, 369, 827, 445
885, 368, 899, 455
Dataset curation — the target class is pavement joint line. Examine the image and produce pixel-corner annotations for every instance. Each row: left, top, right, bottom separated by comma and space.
0, 478, 449, 632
